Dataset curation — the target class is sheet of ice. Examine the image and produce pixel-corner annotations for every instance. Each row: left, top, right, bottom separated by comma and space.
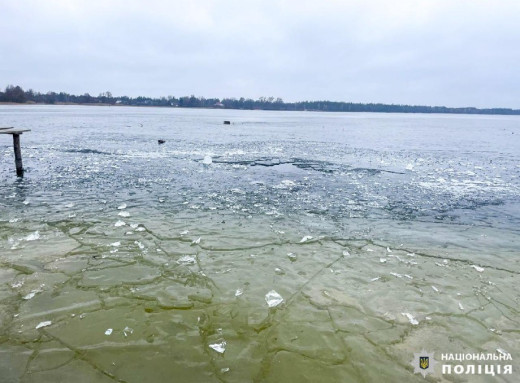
265, 290, 284, 307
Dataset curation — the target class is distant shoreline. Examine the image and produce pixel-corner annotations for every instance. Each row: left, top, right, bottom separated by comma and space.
2, 85, 520, 116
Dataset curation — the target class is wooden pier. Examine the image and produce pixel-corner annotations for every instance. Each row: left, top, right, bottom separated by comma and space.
0, 127, 31, 177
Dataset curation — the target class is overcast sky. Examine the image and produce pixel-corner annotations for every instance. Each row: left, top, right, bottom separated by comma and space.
1, 0, 519, 108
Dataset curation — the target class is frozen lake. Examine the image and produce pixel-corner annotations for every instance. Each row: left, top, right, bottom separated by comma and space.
1, 105, 519, 382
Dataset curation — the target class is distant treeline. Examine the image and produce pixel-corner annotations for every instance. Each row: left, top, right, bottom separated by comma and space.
1, 85, 519, 115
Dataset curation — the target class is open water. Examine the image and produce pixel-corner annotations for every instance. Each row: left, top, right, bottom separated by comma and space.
0, 105, 519, 382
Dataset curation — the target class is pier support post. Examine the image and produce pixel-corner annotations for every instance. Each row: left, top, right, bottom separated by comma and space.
13, 133, 24, 177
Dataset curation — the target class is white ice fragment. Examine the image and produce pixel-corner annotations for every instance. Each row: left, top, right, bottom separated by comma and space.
110, 241, 121, 247
300, 236, 313, 243
36, 321, 52, 329
401, 313, 419, 325
180, 230, 189, 236
370, 277, 380, 282
135, 227, 145, 232
118, 211, 130, 217
386, 247, 392, 253
265, 290, 284, 308
117, 203, 127, 210
287, 253, 297, 261
23, 199, 30, 205
458, 302, 464, 310
274, 267, 285, 275
192, 237, 201, 245
496, 348, 508, 356
425, 316, 432, 320
404, 274, 413, 280
130, 223, 139, 229
105, 328, 113, 336
342, 250, 350, 256
25, 231, 40, 241
177, 255, 196, 265
209, 340, 226, 354
220, 367, 230, 373
135, 241, 145, 250
235, 289, 243, 297
380, 258, 387, 263
390, 272, 402, 278
471, 265, 484, 273
202, 155, 212, 165
406, 163, 414, 170
366, 248, 374, 252
114, 220, 126, 227
432, 286, 439, 292
23, 292, 36, 300
123, 326, 134, 337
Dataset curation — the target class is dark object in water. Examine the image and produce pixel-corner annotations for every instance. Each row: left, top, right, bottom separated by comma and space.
158, 139, 165, 144
223, 121, 231, 125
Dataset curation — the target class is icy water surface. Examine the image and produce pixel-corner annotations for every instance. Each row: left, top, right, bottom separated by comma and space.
1, 105, 519, 382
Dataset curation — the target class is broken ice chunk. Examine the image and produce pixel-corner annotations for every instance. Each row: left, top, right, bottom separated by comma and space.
110, 241, 121, 247
105, 328, 113, 336
471, 265, 484, 273
265, 290, 283, 308
25, 231, 40, 241
380, 258, 387, 263
36, 321, 52, 329
123, 326, 134, 337
235, 288, 243, 297
458, 302, 464, 310
114, 220, 126, 227
300, 236, 313, 243
209, 340, 226, 354
191, 237, 201, 245
117, 203, 127, 210
202, 155, 213, 165
401, 313, 419, 325
431, 286, 439, 292
287, 253, 297, 262
118, 211, 130, 217
177, 255, 196, 265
